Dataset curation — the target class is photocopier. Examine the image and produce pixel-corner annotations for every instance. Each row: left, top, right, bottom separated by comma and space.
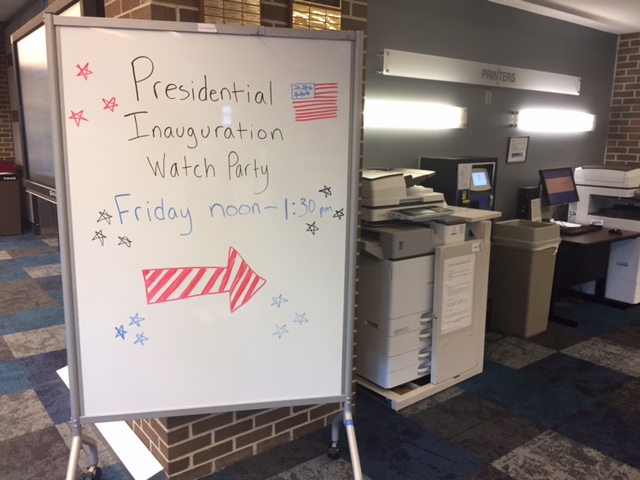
569, 165, 640, 303
357, 168, 498, 409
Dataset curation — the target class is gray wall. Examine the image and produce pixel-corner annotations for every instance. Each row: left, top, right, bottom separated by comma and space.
363, 0, 618, 219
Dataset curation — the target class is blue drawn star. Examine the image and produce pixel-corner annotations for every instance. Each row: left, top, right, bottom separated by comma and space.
97, 210, 112, 224
92, 230, 107, 246
271, 294, 288, 307
273, 324, 289, 339
115, 325, 127, 340
129, 313, 145, 327
118, 236, 132, 247
306, 222, 319, 235
133, 332, 148, 346
333, 208, 345, 220
319, 185, 332, 198
293, 313, 309, 325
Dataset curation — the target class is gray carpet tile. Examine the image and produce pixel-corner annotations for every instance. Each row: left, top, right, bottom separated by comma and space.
0, 389, 54, 442
563, 337, 640, 377
24, 262, 62, 279
492, 431, 640, 479
266, 454, 371, 480
3, 324, 67, 358
484, 334, 555, 369
0, 279, 58, 315
0, 425, 70, 480
0, 336, 13, 361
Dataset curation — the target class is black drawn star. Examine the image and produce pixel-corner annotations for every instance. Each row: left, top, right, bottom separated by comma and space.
306, 222, 319, 236
293, 313, 309, 325
273, 324, 289, 339
118, 236, 132, 247
129, 313, 145, 327
333, 208, 345, 220
133, 332, 149, 346
115, 325, 127, 340
271, 294, 288, 308
97, 210, 112, 225
92, 230, 107, 246
319, 185, 332, 198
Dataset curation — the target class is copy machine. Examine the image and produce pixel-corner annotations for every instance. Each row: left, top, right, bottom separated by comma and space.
569, 165, 640, 303
361, 168, 446, 222
358, 168, 496, 408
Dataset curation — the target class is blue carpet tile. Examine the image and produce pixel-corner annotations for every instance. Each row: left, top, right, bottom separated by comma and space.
3, 232, 640, 479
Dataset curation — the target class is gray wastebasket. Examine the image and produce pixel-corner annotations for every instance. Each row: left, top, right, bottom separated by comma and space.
489, 220, 561, 338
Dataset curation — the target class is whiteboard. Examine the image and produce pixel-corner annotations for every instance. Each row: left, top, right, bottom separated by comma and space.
48, 16, 361, 421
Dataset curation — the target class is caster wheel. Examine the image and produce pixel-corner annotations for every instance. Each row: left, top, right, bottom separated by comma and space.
79, 465, 101, 480
327, 442, 340, 460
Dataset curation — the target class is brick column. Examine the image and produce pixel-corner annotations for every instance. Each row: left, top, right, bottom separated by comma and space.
606, 32, 640, 165
0, 25, 14, 162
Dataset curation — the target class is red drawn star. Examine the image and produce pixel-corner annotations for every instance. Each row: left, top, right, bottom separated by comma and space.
69, 110, 88, 127
102, 97, 118, 112
76, 62, 93, 80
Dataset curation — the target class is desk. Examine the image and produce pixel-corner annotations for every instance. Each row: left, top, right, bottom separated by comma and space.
550, 228, 640, 326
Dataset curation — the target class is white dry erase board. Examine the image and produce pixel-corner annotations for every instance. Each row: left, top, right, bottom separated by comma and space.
48, 15, 362, 421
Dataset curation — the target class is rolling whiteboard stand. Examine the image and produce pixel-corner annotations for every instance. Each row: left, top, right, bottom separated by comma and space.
45, 14, 363, 480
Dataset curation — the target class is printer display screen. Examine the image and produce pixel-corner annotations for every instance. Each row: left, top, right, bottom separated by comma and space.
472, 171, 488, 187
470, 169, 491, 191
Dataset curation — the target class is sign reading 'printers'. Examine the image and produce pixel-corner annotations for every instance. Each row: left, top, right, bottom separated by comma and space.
381, 49, 581, 95
52, 17, 360, 420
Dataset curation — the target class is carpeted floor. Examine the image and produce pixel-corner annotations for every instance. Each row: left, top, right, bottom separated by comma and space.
2, 232, 640, 479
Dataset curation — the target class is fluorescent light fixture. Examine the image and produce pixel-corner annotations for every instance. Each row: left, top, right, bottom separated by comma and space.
364, 99, 467, 129
514, 109, 596, 132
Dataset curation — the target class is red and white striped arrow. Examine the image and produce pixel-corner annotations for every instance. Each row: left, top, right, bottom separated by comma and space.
142, 247, 266, 312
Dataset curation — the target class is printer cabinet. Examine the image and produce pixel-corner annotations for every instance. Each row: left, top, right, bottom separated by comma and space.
357, 254, 435, 389
606, 237, 640, 304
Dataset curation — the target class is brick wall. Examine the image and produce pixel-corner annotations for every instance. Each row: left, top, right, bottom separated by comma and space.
130, 403, 341, 479
0, 25, 14, 162
105, 0, 199, 21
606, 32, 640, 165
102, 1, 366, 478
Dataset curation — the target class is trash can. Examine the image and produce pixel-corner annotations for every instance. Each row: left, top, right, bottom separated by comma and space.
489, 219, 561, 338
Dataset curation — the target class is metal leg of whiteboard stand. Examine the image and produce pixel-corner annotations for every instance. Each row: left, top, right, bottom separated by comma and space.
328, 411, 363, 480
66, 421, 101, 480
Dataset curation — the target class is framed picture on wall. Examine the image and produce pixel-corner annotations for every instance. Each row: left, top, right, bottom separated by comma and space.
506, 136, 529, 163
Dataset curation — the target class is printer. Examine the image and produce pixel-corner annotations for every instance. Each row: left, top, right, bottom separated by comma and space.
355, 167, 496, 406
570, 165, 640, 303
361, 168, 446, 222
357, 224, 440, 389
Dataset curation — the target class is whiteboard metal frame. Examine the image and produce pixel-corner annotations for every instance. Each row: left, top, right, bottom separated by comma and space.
46, 13, 363, 480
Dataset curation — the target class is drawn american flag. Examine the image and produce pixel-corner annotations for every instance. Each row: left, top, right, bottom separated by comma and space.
291, 82, 338, 122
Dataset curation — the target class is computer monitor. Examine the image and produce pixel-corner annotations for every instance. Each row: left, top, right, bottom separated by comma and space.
538, 167, 580, 206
